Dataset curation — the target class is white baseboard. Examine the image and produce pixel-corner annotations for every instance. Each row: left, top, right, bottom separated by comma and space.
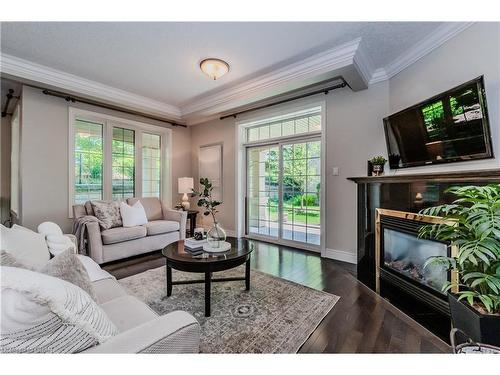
323, 248, 357, 264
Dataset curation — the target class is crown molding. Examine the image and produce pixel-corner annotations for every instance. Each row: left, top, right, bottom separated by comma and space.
369, 22, 474, 84
180, 38, 365, 117
0, 54, 182, 120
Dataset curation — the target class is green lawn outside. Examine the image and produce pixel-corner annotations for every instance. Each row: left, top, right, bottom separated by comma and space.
268, 205, 320, 225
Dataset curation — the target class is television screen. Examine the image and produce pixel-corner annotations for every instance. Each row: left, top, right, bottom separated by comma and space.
384, 76, 493, 169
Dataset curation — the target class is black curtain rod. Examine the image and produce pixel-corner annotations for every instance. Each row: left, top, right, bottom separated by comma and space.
41, 89, 187, 128
1, 89, 20, 118
219, 80, 348, 120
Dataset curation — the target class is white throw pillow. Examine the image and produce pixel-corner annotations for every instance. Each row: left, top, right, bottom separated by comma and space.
120, 201, 148, 227
0, 266, 118, 353
0, 224, 50, 270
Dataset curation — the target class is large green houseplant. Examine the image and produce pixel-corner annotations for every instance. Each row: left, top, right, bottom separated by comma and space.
419, 185, 500, 345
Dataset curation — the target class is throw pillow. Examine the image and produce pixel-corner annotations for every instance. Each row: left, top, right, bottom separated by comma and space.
0, 266, 118, 353
120, 201, 148, 227
41, 249, 98, 301
0, 224, 50, 269
0, 250, 28, 268
1, 249, 97, 301
90, 200, 123, 229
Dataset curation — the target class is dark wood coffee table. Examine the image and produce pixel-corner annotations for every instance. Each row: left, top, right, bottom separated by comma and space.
162, 237, 253, 317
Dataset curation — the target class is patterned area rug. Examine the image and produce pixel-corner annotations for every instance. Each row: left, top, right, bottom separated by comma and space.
119, 265, 339, 353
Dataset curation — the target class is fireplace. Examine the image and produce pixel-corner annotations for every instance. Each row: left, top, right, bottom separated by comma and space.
375, 209, 458, 315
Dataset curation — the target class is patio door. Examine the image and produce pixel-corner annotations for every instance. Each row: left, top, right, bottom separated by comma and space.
246, 137, 321, 248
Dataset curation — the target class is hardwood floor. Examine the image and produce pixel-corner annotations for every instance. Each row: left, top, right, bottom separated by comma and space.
103, 240, 450, 353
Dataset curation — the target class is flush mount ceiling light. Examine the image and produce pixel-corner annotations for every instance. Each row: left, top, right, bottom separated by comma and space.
199, 58, 230, 80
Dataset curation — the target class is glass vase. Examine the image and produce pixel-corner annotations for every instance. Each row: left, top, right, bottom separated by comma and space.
207, 222, 227, 248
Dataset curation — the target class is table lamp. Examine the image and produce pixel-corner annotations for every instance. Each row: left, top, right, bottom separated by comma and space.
178, 177, 194, 210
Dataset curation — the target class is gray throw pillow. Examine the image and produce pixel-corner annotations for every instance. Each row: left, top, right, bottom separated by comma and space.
0, 250, 28, 268
90, 200, 123, 229
41, 249, 98, 301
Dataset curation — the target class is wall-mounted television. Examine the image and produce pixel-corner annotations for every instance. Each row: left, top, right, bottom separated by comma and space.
383, 76, 493, 169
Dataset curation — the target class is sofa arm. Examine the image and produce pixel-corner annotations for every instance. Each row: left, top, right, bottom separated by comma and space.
86, 221, 104, 264
163, 209, 187, 240
83, 311, 200, 353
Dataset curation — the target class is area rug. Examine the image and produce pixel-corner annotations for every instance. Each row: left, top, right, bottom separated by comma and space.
119, 265, 339, 353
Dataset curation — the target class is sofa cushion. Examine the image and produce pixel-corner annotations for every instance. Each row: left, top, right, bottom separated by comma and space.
144, 220, 180, 236
0, 224, 50, 270
99, 295, 158, 332
127, 197, 163, 221
93, 278, 128, 304
101, 226, 147, 245
84, 201, 95, 216
0, 266, 118, 353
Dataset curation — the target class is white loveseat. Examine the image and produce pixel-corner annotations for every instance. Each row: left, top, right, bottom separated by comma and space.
0, 224, 200, 353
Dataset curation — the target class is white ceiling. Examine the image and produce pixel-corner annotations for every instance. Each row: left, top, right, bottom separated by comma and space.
0, 22, 471, 124
1, 22, 443, 103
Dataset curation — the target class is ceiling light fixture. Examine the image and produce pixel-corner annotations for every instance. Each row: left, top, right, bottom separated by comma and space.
199, 58, 230, 80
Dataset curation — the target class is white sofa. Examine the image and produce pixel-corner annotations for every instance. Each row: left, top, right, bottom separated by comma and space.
0, 224, 200, 353
73, 197, 187, 265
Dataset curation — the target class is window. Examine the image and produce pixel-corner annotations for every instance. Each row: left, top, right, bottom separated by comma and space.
246, 107, 321, 143
69, 108, 171, 215
74, 119, 103, 204
142, 133, 161, 198
112, 127, 135, 200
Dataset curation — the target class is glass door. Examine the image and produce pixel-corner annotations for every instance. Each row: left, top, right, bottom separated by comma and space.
246, 145, 280, 238
281, 139, 321, 246
246, 138, 321, 247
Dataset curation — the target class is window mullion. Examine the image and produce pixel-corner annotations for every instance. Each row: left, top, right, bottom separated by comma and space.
103, 121, 113, 201
135, 131, 142, 198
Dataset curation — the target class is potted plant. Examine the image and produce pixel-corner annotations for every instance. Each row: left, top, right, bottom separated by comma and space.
419, 185, 500, 345
370, 156, 387, 176
192, 177, 226, 248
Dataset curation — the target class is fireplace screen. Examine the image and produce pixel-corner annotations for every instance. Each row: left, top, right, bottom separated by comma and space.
383, 228, 448, 294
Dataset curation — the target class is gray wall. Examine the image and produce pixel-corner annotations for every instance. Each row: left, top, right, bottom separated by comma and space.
189, 81, 389, 259
20, 86, 191, 232
388, 22, 500, 173
189, 23, 500, 261
190, 117, 237, 234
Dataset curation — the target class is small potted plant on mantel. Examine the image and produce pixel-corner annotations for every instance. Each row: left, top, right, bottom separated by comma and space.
370, 156, 387, 176
419, 185, 500, 346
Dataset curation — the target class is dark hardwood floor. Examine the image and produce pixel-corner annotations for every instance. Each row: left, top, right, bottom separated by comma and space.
103, 240, 450, 353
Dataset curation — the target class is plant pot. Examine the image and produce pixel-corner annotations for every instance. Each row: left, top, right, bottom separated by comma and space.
372, 164, 384, 176
448, 293, 500, 346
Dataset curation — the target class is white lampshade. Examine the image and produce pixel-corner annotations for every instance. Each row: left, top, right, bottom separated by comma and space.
178, 177, 194, 194
200, 58, 230, 80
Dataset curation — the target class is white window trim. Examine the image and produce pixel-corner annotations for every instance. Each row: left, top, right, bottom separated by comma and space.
234, 98, 327, 256
68, 107, 172, 218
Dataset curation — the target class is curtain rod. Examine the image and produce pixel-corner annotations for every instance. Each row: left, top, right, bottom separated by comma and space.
1, 89, 20, 118
219, 79, 348, 120
41, 89, 187, 128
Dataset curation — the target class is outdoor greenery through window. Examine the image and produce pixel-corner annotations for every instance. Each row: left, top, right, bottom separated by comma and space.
246, 107, 321, 143
112, 127, 135, 200
142, 133, 161, 198
74, 119, 103, 204
71, 111, 167, 208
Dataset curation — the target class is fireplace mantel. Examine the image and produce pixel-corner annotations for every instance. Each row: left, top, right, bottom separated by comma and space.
348, 168, 500, 184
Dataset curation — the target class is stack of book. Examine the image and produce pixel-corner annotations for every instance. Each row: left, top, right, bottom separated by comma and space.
184, 237, 207, 256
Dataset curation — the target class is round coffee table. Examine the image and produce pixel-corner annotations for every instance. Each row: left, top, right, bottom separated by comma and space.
162, 237, 253, 317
